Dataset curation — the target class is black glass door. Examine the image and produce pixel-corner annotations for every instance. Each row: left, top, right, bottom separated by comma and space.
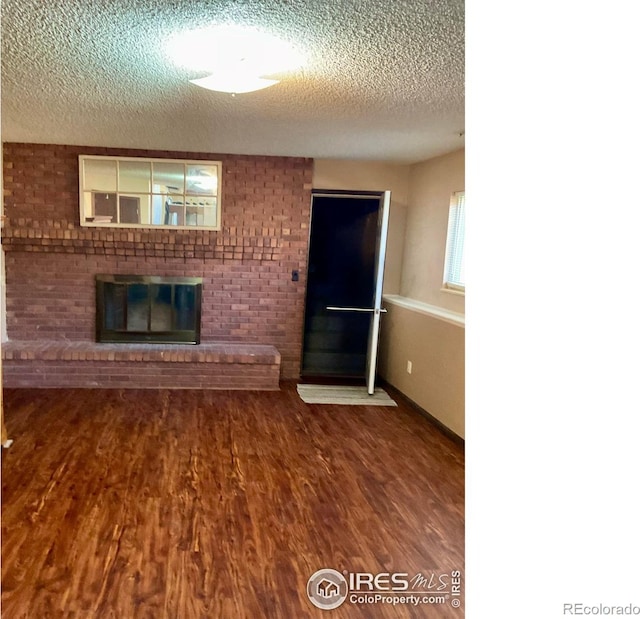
302, 194, 381, 377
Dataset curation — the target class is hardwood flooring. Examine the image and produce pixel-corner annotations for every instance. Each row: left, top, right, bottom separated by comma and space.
1, 383, 464, 618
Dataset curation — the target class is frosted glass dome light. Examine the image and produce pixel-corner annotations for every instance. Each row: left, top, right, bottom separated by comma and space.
166, 25, 305, 94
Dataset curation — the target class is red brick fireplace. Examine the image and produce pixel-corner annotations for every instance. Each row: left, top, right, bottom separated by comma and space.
1, 143, 313, 389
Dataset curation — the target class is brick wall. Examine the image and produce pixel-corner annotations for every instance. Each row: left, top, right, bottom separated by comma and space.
2, 143, 313, 379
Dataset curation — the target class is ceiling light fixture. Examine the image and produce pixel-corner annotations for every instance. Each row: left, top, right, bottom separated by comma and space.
166, 25, 305, 94
189, 67, 279, 95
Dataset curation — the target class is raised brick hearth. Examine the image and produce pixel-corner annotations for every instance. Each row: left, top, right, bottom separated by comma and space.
2, 143, 313, 389
1, 342, 280, 390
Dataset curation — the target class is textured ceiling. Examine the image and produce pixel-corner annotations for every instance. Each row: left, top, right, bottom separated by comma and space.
1, 0, 464, 163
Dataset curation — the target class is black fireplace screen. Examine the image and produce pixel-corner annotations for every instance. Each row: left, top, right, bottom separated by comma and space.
96, 275, 202, 344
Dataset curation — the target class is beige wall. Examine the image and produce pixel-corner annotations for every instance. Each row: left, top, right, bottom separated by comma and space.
312, 160, 410, 295
379, 304, 464, 437
402, 149, 465, 314
313, 153, 465, 438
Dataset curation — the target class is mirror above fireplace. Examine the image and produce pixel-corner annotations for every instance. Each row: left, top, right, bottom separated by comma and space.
79, 156, 222, 230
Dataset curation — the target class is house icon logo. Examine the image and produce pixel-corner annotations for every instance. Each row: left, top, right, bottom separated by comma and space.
307, 568, 348, 610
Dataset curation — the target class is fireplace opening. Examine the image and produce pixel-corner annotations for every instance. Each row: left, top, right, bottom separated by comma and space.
96, 275, 202, 344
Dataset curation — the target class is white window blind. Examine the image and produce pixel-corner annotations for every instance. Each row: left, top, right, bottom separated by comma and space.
443, 191, 465, 291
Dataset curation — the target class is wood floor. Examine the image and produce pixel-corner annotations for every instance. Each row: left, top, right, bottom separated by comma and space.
1, 382, 464, 618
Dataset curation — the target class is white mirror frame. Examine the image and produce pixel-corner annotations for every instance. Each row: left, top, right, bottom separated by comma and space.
78, 155, 222, 231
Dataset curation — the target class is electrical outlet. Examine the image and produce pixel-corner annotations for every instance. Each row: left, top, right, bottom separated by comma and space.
406, 360, 412, 374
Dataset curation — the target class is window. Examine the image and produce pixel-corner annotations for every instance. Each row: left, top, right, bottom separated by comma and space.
79, 155, 221, 230
443, 191, 465, 292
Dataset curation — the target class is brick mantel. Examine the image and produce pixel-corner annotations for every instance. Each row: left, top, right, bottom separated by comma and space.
2, 217, 298, 262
